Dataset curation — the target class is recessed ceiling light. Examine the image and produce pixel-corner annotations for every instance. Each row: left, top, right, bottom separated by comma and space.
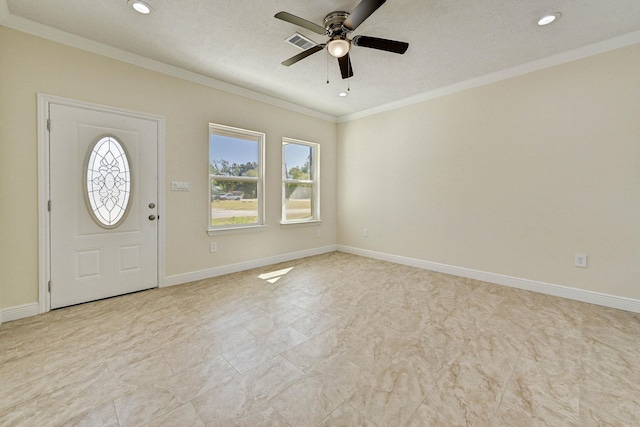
338, 92, 348, 97
129, 0, 152, 15
537, 12, 561, 26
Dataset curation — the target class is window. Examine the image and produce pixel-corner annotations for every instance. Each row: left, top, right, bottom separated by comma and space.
84, 136, 131, 228
282, 138, 320, 223
209, 124, 264, 231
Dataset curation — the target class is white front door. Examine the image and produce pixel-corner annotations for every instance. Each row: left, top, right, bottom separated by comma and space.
49, 103, 158, 309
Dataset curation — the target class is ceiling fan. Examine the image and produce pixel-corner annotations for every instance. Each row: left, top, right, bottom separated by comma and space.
275, 0, 409, 79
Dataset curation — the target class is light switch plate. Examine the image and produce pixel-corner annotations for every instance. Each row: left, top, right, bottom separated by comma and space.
171, 181, 190, 191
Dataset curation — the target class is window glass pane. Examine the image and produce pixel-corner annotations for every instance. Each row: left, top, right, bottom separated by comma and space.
211, 180, 258, 227
284, 143, 312, 180
209, 123, 264, 231
281, 138, 319, 224
284, 183, 313, 221
210, 135, 258, 177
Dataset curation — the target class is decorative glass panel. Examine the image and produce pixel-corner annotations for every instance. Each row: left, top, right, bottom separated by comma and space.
85, 136, 131, 228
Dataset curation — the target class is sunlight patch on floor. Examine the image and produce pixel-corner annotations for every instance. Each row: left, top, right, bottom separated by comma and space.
258, 267, 294, 283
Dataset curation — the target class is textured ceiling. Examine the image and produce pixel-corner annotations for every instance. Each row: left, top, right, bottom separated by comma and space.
3, 0, 640, 118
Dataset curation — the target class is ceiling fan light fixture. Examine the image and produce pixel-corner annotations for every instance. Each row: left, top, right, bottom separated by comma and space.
327, 39, 350, 58
537, 12, 561, 26
129, 0, 153, 15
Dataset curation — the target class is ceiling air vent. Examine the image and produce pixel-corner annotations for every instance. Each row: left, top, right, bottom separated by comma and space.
285, 32, 318, 51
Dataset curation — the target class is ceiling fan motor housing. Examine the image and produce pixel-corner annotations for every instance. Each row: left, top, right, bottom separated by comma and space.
276, 0, 408, 79
324, 11, 350, 39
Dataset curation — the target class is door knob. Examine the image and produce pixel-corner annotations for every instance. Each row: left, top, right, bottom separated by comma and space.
148, 215, 157, 220
148, 203, 156, 209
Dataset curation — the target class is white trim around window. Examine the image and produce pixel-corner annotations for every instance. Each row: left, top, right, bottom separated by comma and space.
208, 123, 265, 233
281, 137, 320, 224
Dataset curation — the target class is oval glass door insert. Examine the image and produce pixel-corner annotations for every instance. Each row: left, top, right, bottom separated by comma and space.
84, 136, 132, 228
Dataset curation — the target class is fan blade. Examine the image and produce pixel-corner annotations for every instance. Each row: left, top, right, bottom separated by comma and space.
343, 0, 386, 31
281, 45, 325, 66
338, 53, 354, 79
275, 12, 326, 35
352, 35, 409, 54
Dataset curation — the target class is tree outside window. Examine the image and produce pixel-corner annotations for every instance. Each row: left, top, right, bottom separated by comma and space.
282, 138, 320, 223
209, 124, 264, 229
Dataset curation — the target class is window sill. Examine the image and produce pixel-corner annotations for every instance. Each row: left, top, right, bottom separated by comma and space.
207, 224, 268, 236
280, 219, 322, 227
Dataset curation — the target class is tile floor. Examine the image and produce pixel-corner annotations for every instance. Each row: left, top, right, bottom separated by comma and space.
1, 252, 639, 426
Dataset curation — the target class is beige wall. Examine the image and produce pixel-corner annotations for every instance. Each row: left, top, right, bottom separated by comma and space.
2, 24, 639, 311
0, 27, 337, 308
338, 43, 640, 300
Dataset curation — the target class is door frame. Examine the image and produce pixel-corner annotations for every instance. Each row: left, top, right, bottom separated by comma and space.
37, 94, 166, 313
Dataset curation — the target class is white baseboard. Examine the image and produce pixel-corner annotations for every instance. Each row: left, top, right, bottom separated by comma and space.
1, 246, 337, 324
163, 245, 338, 287
1, 302, 40, 323
337, 245, 640, 314
4, 243, 637, 325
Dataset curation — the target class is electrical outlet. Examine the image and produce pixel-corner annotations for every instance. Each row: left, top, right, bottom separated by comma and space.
363, 228, 368, 237
315, 230, 321, 238
574, 253, 587, 268
210, 242, 217, 253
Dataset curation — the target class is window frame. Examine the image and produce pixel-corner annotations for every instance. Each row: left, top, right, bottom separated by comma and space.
208, 123, 265, 234
281, 137, 320, 224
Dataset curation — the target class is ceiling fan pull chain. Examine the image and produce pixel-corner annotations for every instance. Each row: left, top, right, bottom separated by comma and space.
326, 50, 330, 84
276, 0, 409, 82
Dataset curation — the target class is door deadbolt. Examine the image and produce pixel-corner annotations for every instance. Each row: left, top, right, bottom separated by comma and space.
148, 215, 157, 221
148, 203, 156, 209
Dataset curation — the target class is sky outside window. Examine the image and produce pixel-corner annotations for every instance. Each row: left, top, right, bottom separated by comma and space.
284, 143, 312, 177
210, 135, 258, 165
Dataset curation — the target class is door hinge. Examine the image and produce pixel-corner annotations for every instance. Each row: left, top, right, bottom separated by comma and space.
48, 281, 52, 292
48, 200, 51, 212
47, 119, 51, 131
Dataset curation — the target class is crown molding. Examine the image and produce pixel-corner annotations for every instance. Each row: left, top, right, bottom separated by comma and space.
2, 4, 639, 125
338, 29, 640, 123
0, 12, 338, 123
